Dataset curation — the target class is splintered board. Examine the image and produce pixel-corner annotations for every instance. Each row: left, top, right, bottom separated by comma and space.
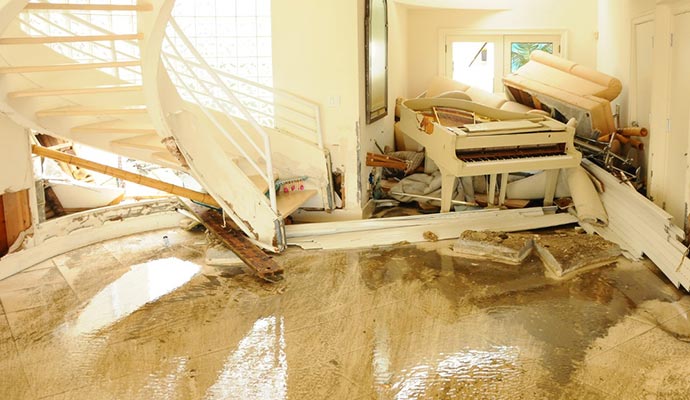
181, 200, 283, 282
2, 190, 32, 252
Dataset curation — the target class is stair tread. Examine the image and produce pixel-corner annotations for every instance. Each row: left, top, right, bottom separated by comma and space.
0, 33, 143, 45
0, 61, 140, 74
24, 3, 153, 11
152, 152, 183, 168
111, 134, 165, 152
37, 105, 147, 117
9, 84, 143, 98
277, 190, 317, 217
247, 174, 269, 194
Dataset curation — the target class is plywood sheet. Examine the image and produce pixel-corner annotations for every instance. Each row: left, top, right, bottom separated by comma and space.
3, 190, 32, 248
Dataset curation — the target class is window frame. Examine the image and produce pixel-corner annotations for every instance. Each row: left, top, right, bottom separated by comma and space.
439, 29, 566, 93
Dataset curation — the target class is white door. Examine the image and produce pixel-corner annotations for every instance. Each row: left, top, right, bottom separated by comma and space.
666, 11, 690, 227
633, 19, 654, 188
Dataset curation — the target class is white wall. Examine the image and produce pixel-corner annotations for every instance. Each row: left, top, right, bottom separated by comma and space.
597, 0, 655, 125
272, 0, 361, 211
273, 0, 410, 211
359, 1, 409, 205
0, 114, 31, 193
405, 0, 599, 96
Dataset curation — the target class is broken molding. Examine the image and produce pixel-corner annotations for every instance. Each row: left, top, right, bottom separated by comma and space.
581, 160, 690, 290
287, 207, 578, 250
453, 231, 534, 265
0, 199, 184, 281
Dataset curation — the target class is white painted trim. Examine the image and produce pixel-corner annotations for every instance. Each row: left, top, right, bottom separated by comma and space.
0, 199, 184, 281
437, 29, 567, 92
287, 206, 578, 250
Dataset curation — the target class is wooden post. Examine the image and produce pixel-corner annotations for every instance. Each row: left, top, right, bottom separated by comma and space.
32, 145, 220, 207
3, 190, 32, 250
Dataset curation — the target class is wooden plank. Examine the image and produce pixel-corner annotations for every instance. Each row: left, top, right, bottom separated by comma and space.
72, 121, 156, 135
0, 198, 7, 256
32, 145, 219, 207
0, 60, 140, 74
288, 212, 578, 250
9, 84, 142, 98
24, 3, 153, 11
0, 33, 143, 45
3, 190, 32, 248
277, 190, 317, 217
182, 200, 283, 282
37, 105, 147, 117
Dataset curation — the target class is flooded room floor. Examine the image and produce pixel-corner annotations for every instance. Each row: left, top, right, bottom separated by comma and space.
2, 228, 690, 399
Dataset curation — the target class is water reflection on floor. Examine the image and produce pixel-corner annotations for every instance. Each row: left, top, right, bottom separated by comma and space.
1, 228, 690, 399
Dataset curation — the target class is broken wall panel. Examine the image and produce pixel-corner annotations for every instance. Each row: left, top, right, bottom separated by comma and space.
0, 199, 184, 281
0, 199, 6, 256
0, 115, 32, 193
581, 160, 690, 290
2, 190, 32, 251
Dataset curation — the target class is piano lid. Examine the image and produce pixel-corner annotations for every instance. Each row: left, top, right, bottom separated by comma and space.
448, 119, 565, 137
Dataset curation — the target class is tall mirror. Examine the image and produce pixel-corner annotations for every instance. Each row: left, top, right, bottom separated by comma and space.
365, 0, 388, 123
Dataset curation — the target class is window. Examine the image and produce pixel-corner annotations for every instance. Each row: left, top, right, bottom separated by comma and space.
172, 0, 273, 87
444, 32, 562, 93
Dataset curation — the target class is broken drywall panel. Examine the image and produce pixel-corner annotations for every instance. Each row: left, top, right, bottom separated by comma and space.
453, 231, 534, 264
287, 207, 555, 238
567, 166, 608, 226
0, 199, 184, 281
581, 160, 690, 290
0, 115, 32, 193
288, 209, 577, 250
533, 231, 621, 279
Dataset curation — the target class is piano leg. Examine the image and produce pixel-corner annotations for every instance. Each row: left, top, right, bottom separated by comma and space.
499, 174, 508, 206
543, 169, 560, 206
440, 172, 457, 213
488, 174, 497, 207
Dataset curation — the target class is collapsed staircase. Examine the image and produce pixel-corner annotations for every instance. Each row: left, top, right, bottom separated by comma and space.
0, 0, 334, 252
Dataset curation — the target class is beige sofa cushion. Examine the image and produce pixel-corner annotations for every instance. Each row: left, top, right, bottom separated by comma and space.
503, 51, 621, 136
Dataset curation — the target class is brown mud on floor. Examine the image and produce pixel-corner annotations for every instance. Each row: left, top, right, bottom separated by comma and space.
1, 228, 690, 399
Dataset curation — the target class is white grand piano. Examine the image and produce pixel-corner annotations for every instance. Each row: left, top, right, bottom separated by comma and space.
398, 98, 582, 212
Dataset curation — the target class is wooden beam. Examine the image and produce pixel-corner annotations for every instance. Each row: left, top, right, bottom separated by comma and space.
182, 200, 283, 282
0, 33, 143, 45
32, 145, 219, 207
24, 3, 153, 11
9, 84, 142, 98
0, 198, 7, 257
71, 122, 156, 135
0, 60, 140, 74
37, 105, 147, 117
3, 190, 32, 249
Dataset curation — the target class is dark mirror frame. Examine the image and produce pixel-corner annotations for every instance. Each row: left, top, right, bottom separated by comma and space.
365, 0, 388, 124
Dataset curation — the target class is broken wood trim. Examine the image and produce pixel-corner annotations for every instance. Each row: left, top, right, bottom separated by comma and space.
0, 199, 183, 281
581, 160, 690, 290
181, 200, 283, 282
2, 190, 32, 252
366, 152, 408, 170
31, 145, 219, 207
287, 207, 578, 250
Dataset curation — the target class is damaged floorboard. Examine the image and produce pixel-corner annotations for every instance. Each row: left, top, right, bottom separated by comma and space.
181, 200, 283, 282
287, 207, 578, 250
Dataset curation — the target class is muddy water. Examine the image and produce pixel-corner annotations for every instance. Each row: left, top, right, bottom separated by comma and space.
2, 229, 690, 399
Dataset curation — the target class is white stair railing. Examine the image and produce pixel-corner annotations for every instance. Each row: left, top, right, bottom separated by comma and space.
19, 6, 325, 152
162, 17, 278, 212
13, 4, 329, 215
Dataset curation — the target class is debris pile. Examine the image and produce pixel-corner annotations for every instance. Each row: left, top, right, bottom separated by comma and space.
453, 229, 621, 279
